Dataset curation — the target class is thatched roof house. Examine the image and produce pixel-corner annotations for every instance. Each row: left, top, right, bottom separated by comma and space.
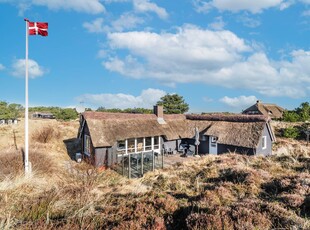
82, 112, 180, 147
32, 112, 55, 119
242, 100, 284, 119
78, 106, 275, 169
186, 114, 273, 149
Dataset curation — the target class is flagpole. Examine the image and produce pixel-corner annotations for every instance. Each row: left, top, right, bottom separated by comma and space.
24, 18, 30, 174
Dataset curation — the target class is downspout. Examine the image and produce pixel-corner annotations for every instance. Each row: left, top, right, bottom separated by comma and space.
78, 119, 86, 139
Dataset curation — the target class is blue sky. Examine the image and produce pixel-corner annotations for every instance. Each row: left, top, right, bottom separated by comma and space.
0, 0, 309, 113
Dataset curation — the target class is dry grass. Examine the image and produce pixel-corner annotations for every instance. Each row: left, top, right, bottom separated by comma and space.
0, 120, 309, 229
32, 125, 61, 143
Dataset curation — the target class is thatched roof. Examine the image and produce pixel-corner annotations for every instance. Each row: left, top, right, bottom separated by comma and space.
186, 114, 269, 122
83, 112, 184, 147
242, 101, 284, 119
33, 112, 54, 116
200, 121, 266, 148
82, 112, 272, 149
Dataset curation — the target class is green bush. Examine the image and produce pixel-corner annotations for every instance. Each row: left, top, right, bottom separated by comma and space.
283, 127, 300, 139
55, 108, 78, 121
283, 102, 310, 122
283, 111, 300, 122
29, 106, 78, 121
0, 101, 23, 119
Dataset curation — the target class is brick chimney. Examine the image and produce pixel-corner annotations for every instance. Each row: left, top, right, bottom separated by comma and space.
154, 105, 166, 124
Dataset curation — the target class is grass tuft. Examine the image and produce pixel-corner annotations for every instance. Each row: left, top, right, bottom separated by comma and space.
32, 125, 60, 144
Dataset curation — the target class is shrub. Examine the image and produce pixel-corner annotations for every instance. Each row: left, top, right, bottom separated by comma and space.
219, 168, 249, 184
301, 195, 310, 217
32, 126, 60, 143
186, 212, 233, 230
283, 111, 300, 122
0, 150, 24, 178
0, 150, 55, 178
282, 127, 300, 139
55, 108, 78, 121
29, 151, 56, 175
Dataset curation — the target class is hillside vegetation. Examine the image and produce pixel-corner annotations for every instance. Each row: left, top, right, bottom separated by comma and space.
282, 102, 310, 122
0, 119, 309, 229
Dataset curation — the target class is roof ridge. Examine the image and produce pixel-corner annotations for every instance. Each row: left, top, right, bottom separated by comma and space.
186, 114, 269, 122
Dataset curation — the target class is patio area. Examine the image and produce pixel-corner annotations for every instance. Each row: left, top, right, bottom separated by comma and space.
163, 152, 203, 167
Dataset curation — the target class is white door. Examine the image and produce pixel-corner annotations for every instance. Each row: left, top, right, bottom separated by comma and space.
209, 136, 218, 155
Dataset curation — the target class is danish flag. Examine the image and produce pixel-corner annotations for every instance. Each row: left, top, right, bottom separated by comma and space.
27, 21, 48, 36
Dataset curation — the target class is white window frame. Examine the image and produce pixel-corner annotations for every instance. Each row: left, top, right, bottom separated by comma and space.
125, 139, 128, 154
145, 137, 152, 151
153, 136, 160, 150
116, 136, 160, 154
117, 140, 126, 150
211, 136, 218, 143
143, 138, 146, 152
262, 136, 267, 150
84, 134, 91, 156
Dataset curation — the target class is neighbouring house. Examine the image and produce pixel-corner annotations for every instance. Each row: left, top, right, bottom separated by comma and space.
242, 100, 284, 119
0, 118, 18, 125
32, 112, 55, 119
78, 106, 275, 174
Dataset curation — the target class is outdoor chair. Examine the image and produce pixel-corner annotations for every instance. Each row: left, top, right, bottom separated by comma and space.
180, 143, 194, 157
163, 144, 173, 156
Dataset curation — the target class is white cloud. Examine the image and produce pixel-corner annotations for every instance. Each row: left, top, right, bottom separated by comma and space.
193, 0, 212, 13
279, 0, 294, 10
83, 18, 107, 33
11, 59, 46, 79
133, 0, 168, 19
0, 63, 5, 70
208, 16, 225, 30
97, 49, 108, 58
32, 0, 105, 14
104, 25, 251, 81
302, 9, 310, 16
220, 95, 257, 108
104, 0, 130, 3
194, 0, 284, 14
300, 0, 310, 4
0, 0, 31, 15
104, 55, 145, 77
76, 88, 166, 109
83, 14, 144, 34
103, 25, 310, 98
203, 96, 214, 102
111, 13, 144, 31
1, 0, 105, 15
105, 25, 251, 79
237, 14, 261, 28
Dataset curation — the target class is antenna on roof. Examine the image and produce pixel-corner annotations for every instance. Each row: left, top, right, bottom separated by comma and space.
76, 101, 85, 113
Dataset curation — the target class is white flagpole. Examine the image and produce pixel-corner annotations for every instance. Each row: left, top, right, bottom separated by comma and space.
24, 19, 30, 174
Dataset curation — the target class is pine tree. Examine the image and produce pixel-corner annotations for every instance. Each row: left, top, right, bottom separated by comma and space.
157, 94, 189, 114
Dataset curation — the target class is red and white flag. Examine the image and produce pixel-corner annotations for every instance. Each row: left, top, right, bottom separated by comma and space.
28, 21, 48, 36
